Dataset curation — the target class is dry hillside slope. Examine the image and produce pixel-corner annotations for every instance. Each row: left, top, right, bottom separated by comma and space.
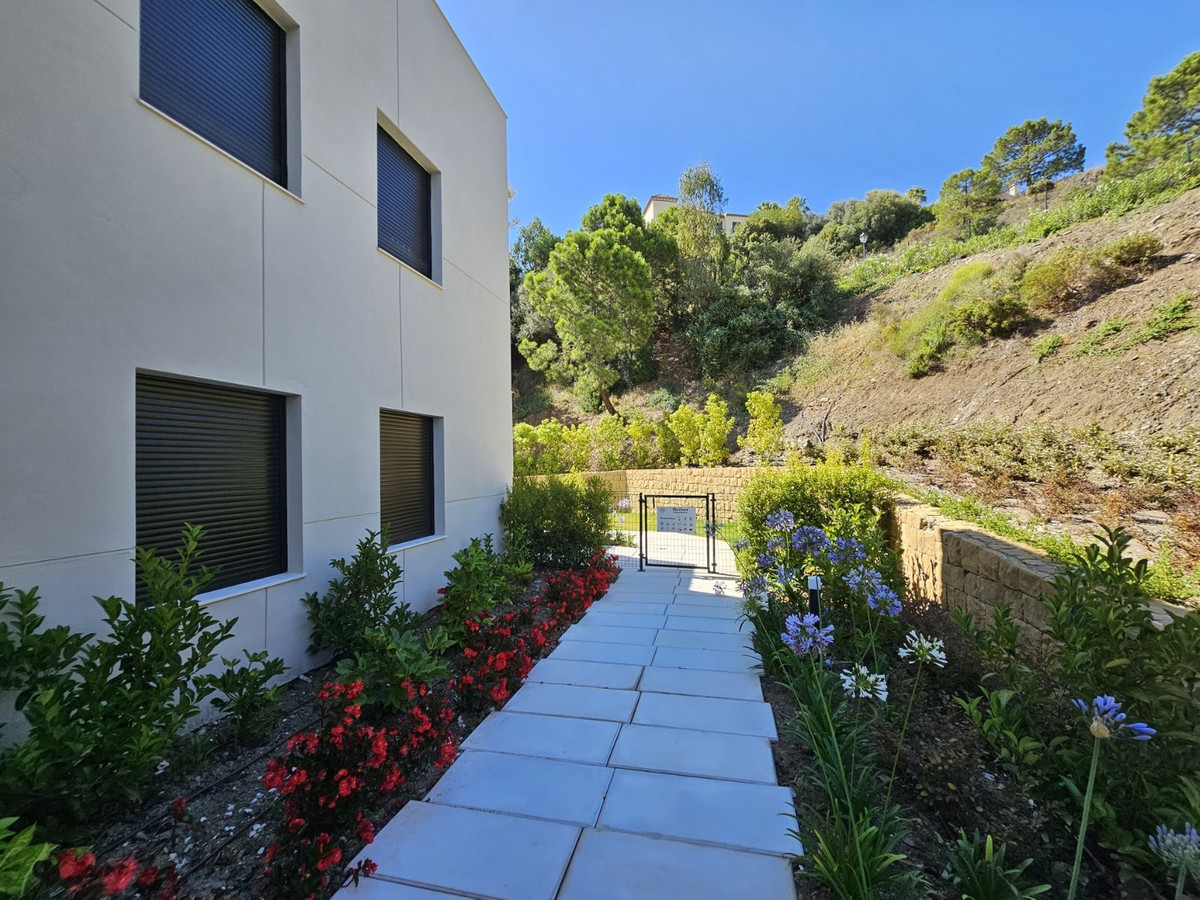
791, 187, 1200, 437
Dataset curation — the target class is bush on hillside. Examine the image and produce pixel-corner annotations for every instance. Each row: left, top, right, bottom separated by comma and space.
1019, 245, 1114, 311
1090, 232, 1162, 273
739, 391, 786, 461
500, 476, 613, 568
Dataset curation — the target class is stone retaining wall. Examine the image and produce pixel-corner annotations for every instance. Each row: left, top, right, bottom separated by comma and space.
890, 498, 1062, 645
549, 468, 761, 522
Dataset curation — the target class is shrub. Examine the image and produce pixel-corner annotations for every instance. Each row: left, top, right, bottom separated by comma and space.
698, 394, 734, 467
0, 817, 55, 897
656, 420, 683, 467
646, 386, 681, 415
0, 583, 88, 712
303, 528, 415, 658
1018, 242, 1139, 312
739, 390, 785, 461
0, 526, 236, 834
511, 419, 593, 476
942, 830, 1049, 899
624, 416, 662, 469
335, 627, 450, 713
1092, 232, 1162, 272
1033, 334, 1066, 360
437, 534, 531, 639
500, 476, 613, 568
593, 415, 627, 470
204, 648, 287, 745
1073, 318, 1127, 356
737, 459, 894, 563
1132, 292, 1195, 344
666, 403, 704, 466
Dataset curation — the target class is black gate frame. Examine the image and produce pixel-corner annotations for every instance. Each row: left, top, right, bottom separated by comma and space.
638, 493, 717, 573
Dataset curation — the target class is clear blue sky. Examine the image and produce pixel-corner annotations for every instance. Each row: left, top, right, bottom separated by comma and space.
437, 0, 1200, 240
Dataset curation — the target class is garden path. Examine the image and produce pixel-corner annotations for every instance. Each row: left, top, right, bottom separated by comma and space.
334, 566, 798, 900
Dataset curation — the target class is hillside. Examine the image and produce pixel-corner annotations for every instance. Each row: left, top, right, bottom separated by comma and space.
787, 185, 1200, 437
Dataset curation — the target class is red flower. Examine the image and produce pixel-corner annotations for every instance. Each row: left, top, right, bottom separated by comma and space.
316, 846, 343, 872
58, 849, 96, 883
168, 797, 187, 822
137, 866, 160, 886
102, 857, 139, 894
436, 741, 458, 768
361, 859, 379, 876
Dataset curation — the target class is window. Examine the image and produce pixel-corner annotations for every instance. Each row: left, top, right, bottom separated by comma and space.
379, 411, 435, 545
140, 0, 288, 185
377, 127, 433, 278
136, 374, 287, 599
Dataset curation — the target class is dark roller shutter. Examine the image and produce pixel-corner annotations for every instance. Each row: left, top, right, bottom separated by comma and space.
380, 411, 434, 544
140, 0, 287, 185
377, 127, 433, 277
136, 374, 286, 600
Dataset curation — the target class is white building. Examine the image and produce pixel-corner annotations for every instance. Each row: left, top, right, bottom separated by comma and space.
0, 0, 512, 676
642, 194, 749, 236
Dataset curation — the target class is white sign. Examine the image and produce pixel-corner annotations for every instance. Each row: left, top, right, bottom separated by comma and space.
656, 506, 697, 535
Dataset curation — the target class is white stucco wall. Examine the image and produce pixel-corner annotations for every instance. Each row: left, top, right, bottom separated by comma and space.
0, 0, 511, 676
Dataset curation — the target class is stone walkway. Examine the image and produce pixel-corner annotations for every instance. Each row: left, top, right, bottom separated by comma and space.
335, 567, 798, 900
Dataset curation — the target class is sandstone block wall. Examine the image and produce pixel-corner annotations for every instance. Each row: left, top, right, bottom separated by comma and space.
548, 468, 761, 522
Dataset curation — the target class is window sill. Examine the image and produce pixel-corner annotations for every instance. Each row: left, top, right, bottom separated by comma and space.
377, 248, 443, 290
196, 571, 308, 607
137, 98, 304, 205
386, 534, 446, 555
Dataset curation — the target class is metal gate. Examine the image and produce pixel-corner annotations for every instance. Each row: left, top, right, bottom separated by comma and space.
638, 493, 717, 573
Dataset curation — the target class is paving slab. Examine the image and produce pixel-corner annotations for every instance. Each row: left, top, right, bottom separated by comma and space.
549, 640, 657, 666
598, 769, 795, 855
654, 629, 756, 653
679, 579, 743, 596
559, 624, 658, 645
665, 615, 752, 635
527, 658, 643, 690
637, 667, 763, 701
633, 692, 778, 739
606, 578, 679, 595
557, 829, 795, 900
595, 590, 678, 604
671, 590, 741, 606
461, 711, 619, 764
582, 611, 668, 630
504, 681, 639, 722
334, 877, 461, 898
609, 724, 777, 783
356, 802, 579, 900
588, 599, 668, 615
426, 750, 613, 826
652, 646, 761, 674
667, 603, 743, 619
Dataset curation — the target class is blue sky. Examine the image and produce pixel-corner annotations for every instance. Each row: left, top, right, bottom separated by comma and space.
437, 1, 1200, 239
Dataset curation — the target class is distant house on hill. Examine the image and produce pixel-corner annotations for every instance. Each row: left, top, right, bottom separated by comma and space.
642, 194, 749, 236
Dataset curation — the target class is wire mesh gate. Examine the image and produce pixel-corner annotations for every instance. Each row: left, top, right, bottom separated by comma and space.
638, 493, 717, 573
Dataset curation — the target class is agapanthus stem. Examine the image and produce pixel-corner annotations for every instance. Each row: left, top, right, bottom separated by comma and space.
885, 661, 922, 812
1067, 737, 1102, 900
1174, 862, 1185, 900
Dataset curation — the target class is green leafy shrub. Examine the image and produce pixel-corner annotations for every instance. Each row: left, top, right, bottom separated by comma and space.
905, 322, 953, 377
334, 627, 450, 713
739, 390, 785, 461
646, 386, 681, 415
500, 476, 613, 568
0, 817, 54, 897
942, 830, 1050, 899
624, 416, 662, 468
1019, 246, 1110, 311
593, 415, 628, 470
1073, 318, 1127, 356
738, 459, 894, 562
1092, 232, 1162, 272
438, 534, 531, 638
203, 648, 287, 745
1033, 334, 1065, 360
303, 528, 415, 658
0, 526, 236, 834
0, 584, 88, 713
666, 403, 704, 465
698, 394, 734, 466
512, 419, 593, 476
656, 420, 683, 467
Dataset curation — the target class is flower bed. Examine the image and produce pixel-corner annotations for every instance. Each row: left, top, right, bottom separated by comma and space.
16, 552, 618, 899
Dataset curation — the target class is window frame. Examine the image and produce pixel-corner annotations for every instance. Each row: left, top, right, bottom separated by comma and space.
379, 409, 438, 548
376, 123, 439, 282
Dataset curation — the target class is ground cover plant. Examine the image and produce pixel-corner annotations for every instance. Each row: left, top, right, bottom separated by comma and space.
736, 465, 1200, 898
0, 478, 621, 898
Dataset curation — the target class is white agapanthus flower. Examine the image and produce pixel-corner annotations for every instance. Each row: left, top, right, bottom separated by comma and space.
840, 664, 888, 702
897, 630, 947, 668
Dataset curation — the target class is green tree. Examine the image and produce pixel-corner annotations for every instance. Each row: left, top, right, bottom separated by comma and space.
698, 394, 734, 467
739, 391, 785, 461
1106, 51, 1200, 176
739, 196, 823, 242
509, 218, 560, 351
520, 229, 654, 414
673, 162, 730, 294
817, 189, 932, 255
983, 118, 1085, 192
933, 167, 1003, 239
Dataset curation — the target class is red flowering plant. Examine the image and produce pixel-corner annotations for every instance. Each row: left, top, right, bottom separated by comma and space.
261, 679, 456, 899
55, 848, 182, 899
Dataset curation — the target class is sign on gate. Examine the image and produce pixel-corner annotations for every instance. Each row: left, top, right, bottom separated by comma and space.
656, 506, 696, 535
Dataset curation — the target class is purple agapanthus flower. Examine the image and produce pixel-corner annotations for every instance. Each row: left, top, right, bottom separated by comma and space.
765, 510, 796, 532
732, 539, 750, 552
844, 566, 902, 616
775, 565, 796, 586
781, 612, 834, 656
766, 537, 783, 552
828, 536, 867, 564
755, 552, 778, 570
745, 574, 768, 597
791, 526, 829, 555
1072, 695, 1155, 741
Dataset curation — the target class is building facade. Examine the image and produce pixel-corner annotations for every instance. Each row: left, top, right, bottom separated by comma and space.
642, 194, 749, 236
0, 0, 511, 676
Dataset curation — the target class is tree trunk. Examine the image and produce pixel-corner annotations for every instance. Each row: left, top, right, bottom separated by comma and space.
600, 387, 617, 416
